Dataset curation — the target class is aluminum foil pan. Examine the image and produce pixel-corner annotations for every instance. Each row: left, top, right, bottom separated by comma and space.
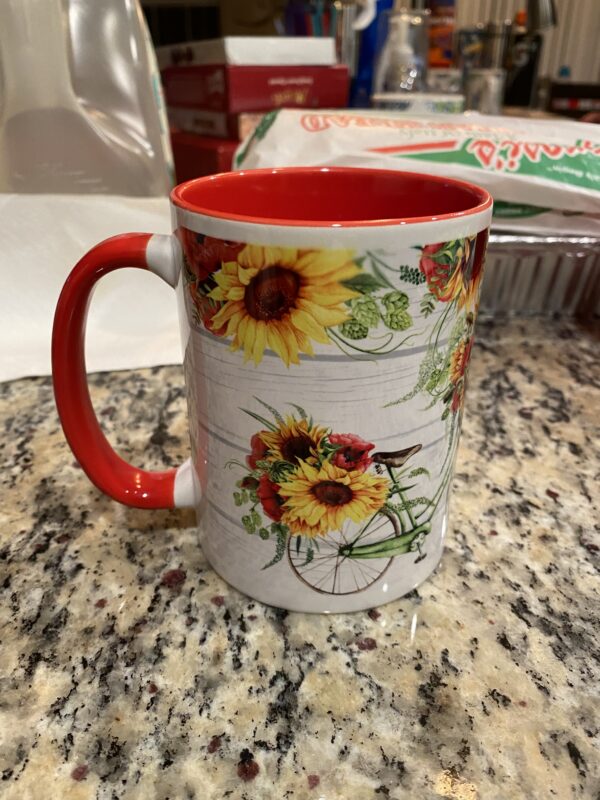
481, 235, 600, 318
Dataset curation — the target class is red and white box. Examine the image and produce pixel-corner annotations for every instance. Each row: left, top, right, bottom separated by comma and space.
162, 64, 350, 114
170, 131, 238, 181
168, 107, 265, 140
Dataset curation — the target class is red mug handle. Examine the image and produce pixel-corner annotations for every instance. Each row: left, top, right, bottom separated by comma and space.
52, 233, 195, 509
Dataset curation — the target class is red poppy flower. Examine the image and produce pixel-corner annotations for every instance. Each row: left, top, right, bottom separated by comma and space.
257, 474, 284, 521
422, 242, 445, 255
247, 433, 269, 470
329, 432, 375, 473
188, 288, 227, 337
418, 242, 464, 304
178, 228, 244, 283
418, 244, 445, 292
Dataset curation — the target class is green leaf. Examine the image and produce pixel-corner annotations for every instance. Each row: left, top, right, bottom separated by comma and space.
226, 458, 248, 471
262, 525, 289, 569
322, 440, 342, 455
432, 251, 455, 266
268, 460, 295, 482
394, 496, 433, 510
270, 521, 287, 536
242, 514, 256, 534
389, 483, 418, 494
233, 491, 243, 507
303, 542, 314, 566
385, 344, 444, 407
289, 403, 308, 420
399, 265, 426, 285
341, 272, 388, 295
369, 260, 395, 290
420, 293, 436, 318
234, 110, 279, 167
258, 527, 270, 540
407, 466, 430, 479
241, 408, 277, 431
253, 397, 284, 425
446, 313, 469, 350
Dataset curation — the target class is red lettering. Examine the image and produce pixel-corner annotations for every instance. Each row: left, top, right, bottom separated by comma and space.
467, 139, 497, 168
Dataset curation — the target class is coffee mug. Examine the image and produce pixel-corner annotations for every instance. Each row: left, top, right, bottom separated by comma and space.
53, 168, 492, 613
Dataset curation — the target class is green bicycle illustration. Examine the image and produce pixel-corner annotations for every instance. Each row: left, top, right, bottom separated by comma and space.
230, 400, 454, 596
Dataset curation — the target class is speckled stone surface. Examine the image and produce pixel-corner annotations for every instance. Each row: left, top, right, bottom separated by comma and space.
0, 318, 598, 800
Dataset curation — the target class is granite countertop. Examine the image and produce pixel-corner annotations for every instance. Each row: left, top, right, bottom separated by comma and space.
0, 318, 598, 800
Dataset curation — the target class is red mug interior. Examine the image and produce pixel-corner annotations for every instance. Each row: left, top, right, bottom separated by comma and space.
171, 167, 492, 227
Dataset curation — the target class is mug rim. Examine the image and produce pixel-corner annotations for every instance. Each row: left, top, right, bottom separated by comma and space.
170, 166, 492, 228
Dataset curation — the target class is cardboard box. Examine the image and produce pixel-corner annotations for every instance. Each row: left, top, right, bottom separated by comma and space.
171, 131, 238, 181
162, 64, 349, 114
156, 36, 336, 70
168, 107, 264, 140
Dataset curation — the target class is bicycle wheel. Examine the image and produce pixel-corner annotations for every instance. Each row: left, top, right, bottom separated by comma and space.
287, 513, 395, 595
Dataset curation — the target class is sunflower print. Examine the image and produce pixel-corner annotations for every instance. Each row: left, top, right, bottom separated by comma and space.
258, 417, 327, 466
459, 229, 487, 312
449, 337, 473, 386
233, 400, 432, 584
418, 231, 487, 313
278, 460, 390, 539
208, 245, 359, 366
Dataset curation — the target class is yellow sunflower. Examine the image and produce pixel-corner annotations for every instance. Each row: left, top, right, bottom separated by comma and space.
458, 230, 487, 312
259, 416, 327, 466
278, 460, 390, 539
208, 245, 359, 366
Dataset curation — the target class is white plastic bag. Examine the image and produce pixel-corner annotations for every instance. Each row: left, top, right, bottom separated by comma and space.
235, 110, 600, 230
